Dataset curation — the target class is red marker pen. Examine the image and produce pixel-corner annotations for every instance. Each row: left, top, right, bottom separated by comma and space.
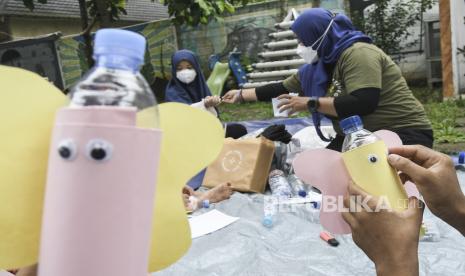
320, 231, 339, 247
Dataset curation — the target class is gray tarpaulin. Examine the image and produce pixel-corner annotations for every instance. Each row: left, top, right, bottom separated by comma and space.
153, 172, 465, 276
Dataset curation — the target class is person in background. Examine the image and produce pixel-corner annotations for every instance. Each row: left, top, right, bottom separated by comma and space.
343, 145, 465, 275
223, 8, 433, 152
165, 49, 222, 116
166, 49, 247, 189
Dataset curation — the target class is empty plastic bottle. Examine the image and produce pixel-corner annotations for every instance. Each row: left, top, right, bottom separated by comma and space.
262, 195, 278, 228
68, 28, 158, 124
287, 174, 309, 198
268, 169, 292, 197
341, 116, 379, 152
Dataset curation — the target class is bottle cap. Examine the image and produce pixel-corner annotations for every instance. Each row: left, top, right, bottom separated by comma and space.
202, 200, 210, 209
459, 151, 465, 164
340, 115, 363, 135
262, 215, 273, 228
94, 29, 146, 64
298, 190, 307, 197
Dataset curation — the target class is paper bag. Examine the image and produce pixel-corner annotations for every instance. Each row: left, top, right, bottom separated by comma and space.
202, 137, 275, 193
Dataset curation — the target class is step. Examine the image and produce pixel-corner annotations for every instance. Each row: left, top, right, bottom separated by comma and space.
252, 59, 305, 69
268, 30, 295, 39
247, 69, 298, 79
264, 39, 298, 49
274, 21, 294, 29
258, 49, 298, 58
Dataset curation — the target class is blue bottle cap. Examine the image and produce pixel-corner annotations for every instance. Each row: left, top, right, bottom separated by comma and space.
262, 216, 273, 228
340, 115, 363, 135
93, 29, 146, 64
459, 152, 465, 164
298, 190, 307, 197
311, 201, 321, 209
202, 200, 210, 209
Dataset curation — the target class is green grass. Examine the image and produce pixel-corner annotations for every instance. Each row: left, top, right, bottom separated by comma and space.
218, 101, 275, 122
424, 100, 465, 144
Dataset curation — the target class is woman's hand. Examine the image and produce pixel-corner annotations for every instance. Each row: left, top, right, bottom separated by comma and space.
277, 94, 309, 115
204, 96, 221, 108
221, 90, 241, 104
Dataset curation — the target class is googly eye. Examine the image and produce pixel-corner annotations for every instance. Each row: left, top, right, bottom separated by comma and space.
368, 154, 378, 163
86, 139, 113, 162
57, 139, 78, 161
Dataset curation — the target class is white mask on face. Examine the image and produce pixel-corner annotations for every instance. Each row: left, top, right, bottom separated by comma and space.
296, 19, 335, 64
176, 69, 197, 84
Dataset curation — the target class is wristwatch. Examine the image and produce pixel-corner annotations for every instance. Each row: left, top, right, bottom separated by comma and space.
307, 97, 320, 113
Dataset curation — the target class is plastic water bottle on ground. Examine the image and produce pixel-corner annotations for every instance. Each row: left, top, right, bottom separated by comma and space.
268, 169, 292, 197
420, 219, 441, 242
262, 195, 278, 228
287, 174, 309, 198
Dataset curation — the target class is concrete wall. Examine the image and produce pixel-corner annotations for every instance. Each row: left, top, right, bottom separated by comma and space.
450, 0, 465, 94
177, 0, 346, 73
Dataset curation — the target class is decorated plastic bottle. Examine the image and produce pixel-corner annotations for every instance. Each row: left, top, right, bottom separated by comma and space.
340, 115, 408, 211
39, 29, 161, 276
268, 169, 292, 197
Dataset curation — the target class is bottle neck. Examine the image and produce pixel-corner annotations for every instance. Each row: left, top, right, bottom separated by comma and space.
343, 125, 364, 135
95, 54, 142, 72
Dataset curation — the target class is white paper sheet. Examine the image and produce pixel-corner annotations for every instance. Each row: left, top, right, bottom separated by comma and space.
188, 210, 239, 239
0, 270, 14, 276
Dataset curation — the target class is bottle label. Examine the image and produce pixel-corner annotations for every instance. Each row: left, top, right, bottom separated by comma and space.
341, 140, 408, 211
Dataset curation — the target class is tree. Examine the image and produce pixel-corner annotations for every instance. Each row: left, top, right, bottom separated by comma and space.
23, 0, 127, 67
352, 0, 435, 56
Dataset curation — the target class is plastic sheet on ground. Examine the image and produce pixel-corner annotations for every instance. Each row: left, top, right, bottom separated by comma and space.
234, 116, 332, 136
153, 172, 465, 276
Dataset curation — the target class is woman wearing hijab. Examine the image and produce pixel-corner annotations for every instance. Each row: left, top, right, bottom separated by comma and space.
165, 49, 221, 116
166, 49, 247, 189
223, 8, 433, 152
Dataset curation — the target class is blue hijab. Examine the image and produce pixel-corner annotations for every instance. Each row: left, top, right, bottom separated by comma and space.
165, 49, 212, 104
291, 8, 372, 141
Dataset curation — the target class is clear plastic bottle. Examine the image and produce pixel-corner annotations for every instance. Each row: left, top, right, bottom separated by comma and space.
262, 195, 278, 228
341, 116, 379, 152
287, 174, 309, 198
68, 28, 158, 127
268, 169, 292, 197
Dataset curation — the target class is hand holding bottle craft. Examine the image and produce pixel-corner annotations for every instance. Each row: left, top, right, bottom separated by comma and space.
293, 116, 418, 234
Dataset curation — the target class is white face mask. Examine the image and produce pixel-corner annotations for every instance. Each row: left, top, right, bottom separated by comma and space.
176, 69, 197, 84
296, 19, 334, 64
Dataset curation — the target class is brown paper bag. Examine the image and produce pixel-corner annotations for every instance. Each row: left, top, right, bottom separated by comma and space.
202, 137, 275, 193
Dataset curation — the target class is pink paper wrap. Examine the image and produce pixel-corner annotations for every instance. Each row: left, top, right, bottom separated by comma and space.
39, 107, 161, 276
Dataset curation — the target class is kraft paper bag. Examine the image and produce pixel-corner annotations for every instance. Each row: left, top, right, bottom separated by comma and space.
203, 137, 275, 193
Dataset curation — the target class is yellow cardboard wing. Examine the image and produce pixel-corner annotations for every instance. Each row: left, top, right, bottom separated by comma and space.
145, 103, 224, 272
0, 66, 67, 268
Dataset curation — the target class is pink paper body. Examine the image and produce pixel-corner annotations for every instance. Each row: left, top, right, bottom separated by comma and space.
39, 107, 161, 276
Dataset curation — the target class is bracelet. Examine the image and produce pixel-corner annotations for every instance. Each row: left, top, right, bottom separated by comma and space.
238, 88, 245, 104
